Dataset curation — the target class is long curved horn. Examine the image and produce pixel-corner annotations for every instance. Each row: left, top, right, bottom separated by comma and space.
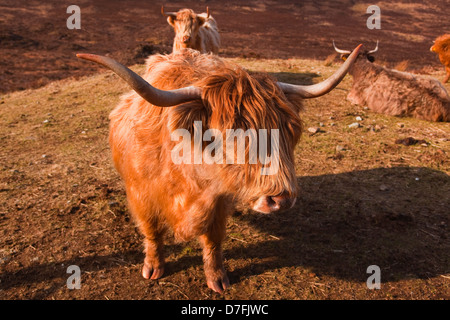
332, 40, 352, 54
367, 40, 379, 54
161, 5, 177, 17
278, 44, 362, 99
76, 53, 202, 107
206, 6, 210, 19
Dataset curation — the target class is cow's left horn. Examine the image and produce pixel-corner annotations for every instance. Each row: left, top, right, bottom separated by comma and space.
76, 53, 202, 107
278, 44, 362, 99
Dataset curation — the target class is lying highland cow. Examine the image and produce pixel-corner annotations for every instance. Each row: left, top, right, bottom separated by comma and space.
162, 6, 220, 54
77, 44, 361, 293
333, 41, 450, 122
430, 33, 450, 83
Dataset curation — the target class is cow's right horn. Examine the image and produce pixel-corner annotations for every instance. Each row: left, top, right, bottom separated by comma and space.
332, 40, 352, 54
76, 53, 202, 107
278, 44, 362, 99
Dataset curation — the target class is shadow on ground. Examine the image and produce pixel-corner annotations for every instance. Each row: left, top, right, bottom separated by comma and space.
1, 166, 448, 297
228, 166, 449, 284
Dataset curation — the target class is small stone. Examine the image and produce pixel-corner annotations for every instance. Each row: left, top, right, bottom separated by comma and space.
348, 122, 360, 129
355, 116, 363, 121
319, 122, 324, 127
308, 127, 320, 134
397, 123, 405, 128
379, 184, 389, 191
336, 145, 345, 152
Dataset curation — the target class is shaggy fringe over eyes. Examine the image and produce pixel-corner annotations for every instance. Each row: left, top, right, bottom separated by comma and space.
198, 66, 303, 199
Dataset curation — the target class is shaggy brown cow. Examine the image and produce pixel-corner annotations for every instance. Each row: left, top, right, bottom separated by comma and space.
162, 6, 220, 54
333, 41, 450, 122
77, 45, 361, 293
430, 34, 450, 83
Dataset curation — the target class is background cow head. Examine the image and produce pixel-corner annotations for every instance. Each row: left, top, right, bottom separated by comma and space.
162, 7, 209, 50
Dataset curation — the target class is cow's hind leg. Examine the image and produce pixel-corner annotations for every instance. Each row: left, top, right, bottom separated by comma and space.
198, 210, 230, 294
127, 190, 165, 280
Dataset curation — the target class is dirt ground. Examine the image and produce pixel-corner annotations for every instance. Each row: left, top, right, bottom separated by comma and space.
0, 0, 449, 301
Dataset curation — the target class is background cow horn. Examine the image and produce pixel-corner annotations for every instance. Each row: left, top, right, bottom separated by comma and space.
367, 40, 379, 54
206, 7, 210, 18
332, 40, 352, 54
161, 5, 176, 17
76, 53, 202, 107
277, 44, 362, 99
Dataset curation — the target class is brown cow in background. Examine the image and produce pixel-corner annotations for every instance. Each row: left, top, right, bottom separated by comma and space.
77, 45, 361, 293
430, 34, 450, 83
333, 41, 450, 122
162, 6, 220, 54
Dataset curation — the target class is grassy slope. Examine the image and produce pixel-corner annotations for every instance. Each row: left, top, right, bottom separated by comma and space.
0, 59, 448, 299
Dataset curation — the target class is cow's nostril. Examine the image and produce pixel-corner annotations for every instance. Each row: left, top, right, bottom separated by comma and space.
269, 195, 286, 209
267, 196, 277, 207
183, 36, 191, 43
268, 192, 296, 210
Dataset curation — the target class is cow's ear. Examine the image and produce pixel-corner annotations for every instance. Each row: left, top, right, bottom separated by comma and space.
167, 16, 176, 26
197, 16, 206, 27
168, 102, 209, 136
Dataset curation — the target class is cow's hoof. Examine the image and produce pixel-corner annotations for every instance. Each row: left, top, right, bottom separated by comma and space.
207, 274, 230, 294
142, 263, 164, 280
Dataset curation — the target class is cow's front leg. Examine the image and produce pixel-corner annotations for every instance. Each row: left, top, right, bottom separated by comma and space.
142, 235, 165, 280
198, 211, 230, 294
126, 188, 165, 280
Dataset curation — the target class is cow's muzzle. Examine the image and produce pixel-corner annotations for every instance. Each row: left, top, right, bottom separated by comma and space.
252, 192, 297, 214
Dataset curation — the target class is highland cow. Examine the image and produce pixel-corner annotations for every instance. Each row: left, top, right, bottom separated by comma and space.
430, 34, 450, 83
162, 6, 220, 54
77, 45, 361, 293
333, 41, 450, 122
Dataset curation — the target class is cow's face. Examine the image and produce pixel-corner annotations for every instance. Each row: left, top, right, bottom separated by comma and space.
168, 9, 206, 49
334, 41, 377, 67
168, 69, 303, 214
341, 52, 375, 64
